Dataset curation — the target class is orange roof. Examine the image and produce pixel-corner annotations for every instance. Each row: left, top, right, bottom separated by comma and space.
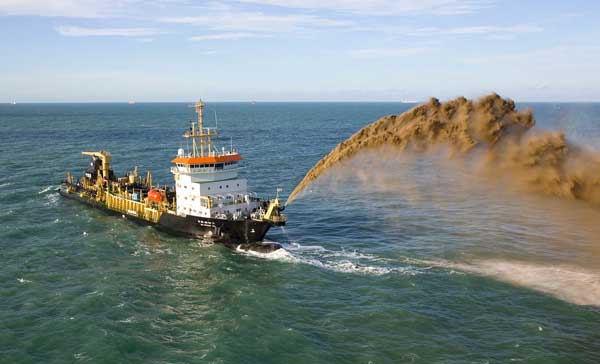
171, 154, 242, 165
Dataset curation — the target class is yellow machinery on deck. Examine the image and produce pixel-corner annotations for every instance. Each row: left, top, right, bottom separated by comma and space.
67, 151, 175, 223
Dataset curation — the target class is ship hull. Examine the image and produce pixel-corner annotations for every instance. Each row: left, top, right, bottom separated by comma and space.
58, 188, 280, 253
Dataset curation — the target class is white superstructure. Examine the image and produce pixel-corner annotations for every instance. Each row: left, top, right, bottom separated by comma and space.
170, 100, 261, 219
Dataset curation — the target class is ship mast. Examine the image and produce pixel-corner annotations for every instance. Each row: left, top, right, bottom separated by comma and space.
185, 99, 218, 158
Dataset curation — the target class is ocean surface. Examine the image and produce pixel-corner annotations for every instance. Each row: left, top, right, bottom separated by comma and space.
1, 101, 599, 363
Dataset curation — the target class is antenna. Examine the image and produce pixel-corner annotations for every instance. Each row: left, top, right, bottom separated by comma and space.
214, 109, 219, 130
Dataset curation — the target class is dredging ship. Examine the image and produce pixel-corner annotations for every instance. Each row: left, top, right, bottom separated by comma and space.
59, 100, 286, 253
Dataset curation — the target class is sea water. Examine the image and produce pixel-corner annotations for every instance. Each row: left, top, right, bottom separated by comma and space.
1, 102, 599, 363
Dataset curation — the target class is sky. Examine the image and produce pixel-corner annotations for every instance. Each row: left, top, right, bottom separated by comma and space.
1, 0, 599, 102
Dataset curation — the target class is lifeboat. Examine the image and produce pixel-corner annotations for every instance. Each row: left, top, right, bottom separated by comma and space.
148, 189, 163, 202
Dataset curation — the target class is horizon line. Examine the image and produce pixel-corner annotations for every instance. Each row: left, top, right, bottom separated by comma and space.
4, 99, 600, 104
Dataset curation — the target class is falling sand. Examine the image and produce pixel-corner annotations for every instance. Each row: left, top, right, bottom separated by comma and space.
286, 94, 600, 206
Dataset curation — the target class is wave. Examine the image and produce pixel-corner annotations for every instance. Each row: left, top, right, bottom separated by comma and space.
0, 182, 13, 189
0, 210, 14, 217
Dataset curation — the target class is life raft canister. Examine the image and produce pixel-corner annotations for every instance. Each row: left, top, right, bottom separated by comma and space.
148, 189, 163, 202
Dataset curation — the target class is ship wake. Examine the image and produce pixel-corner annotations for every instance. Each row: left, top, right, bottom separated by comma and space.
238, 242, 425, 276
241, 244, 600, 306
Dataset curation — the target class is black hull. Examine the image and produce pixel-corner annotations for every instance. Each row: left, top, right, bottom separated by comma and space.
58, 189, 280, 253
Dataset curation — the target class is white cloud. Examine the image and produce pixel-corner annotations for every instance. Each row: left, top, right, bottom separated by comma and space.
56, 26, 161, 37
237, 0, 493, 16
160, 12, 351, 32
426, 24, 542, 35
0, 0, 117, 18
362, 24, 542, 37
462, 45, 600, 65
189, 32, 270, 41
350, 47, 431, 59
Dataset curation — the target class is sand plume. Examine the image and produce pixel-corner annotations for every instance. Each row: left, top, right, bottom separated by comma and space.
286, 94, 600, 205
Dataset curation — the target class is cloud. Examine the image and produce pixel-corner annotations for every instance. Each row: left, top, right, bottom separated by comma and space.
56, 26, 161, 37
350, 47, 431, 59
0, 0, 116, 18
438, 25, 543, 34
237, 0, 494, 16
160, 12, 351, 32
363, 24, 542, 37
189, 32, 270, 41
462, 45, 600, 65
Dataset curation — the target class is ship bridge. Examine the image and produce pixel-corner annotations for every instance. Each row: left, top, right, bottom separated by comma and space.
171, 153, 242, 182
170, 100, 242, 182
171, 99, 257, 218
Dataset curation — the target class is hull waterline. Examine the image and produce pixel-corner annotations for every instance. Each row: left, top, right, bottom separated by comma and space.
58, 188, 281, 253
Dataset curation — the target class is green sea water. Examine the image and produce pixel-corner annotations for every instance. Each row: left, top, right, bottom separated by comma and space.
1, 102, 599, 363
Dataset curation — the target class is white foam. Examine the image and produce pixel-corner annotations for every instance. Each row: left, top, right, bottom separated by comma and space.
0, 182, 13, 189
288, 242, 327, 252
17, 277, 32, 283
118, 316, 135, 323
74, 352, 89, 361
239, 243, 600, 304
303, 258, 413, 275
38, 185, 56, 194
84, 290, 103, 296
236, 244, 296, 261
239, 242, 421, 276
44, 193, 59, 206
